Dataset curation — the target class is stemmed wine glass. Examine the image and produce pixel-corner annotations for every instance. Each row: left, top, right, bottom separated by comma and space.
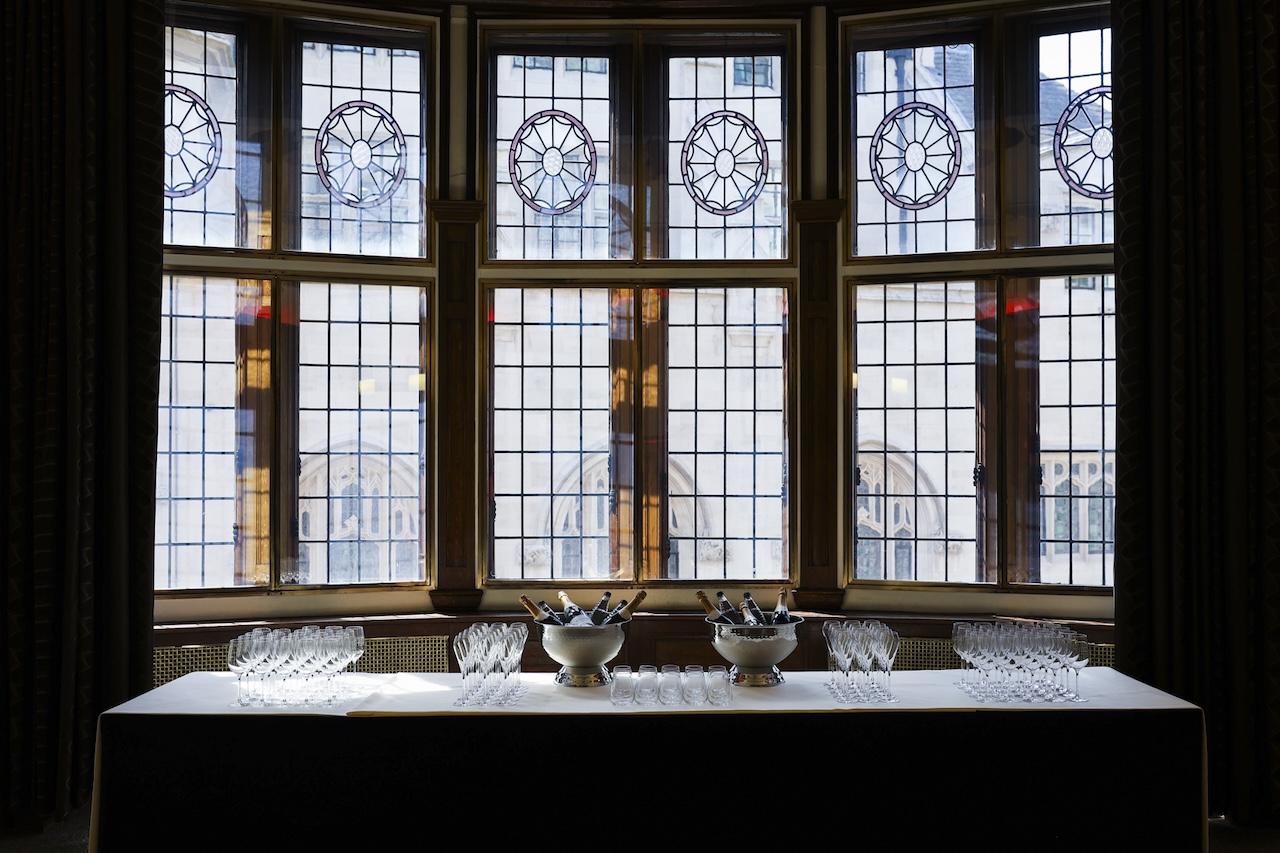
849, 624, 874, 702
822, 621, 845, 698
339, 626, 365, 698
253, 629, 291, 707
1067, 632, 1090, 701
495, 623, 528, 705
226, 635, 257, 707
871, 623, 900, 702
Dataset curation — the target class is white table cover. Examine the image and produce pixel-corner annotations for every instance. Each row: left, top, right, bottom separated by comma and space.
102, 666, 1198, 718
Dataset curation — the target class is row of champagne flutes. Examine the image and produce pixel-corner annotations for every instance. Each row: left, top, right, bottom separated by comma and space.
822, 619, 901, 703
452, 622, 529, 706
951, 621, 1090, 703
226, 625, 366, 708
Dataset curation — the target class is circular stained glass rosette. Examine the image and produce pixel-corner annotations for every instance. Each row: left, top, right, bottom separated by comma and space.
315, 100, 407, 209
163, 84, 223, 198
1053, 85, 1113, 200
870, 101, 961, 211
508, 109, 597, 215
680, 110, 769, 216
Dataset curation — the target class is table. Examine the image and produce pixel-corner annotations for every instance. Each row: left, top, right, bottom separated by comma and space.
91, 667, 1206, 851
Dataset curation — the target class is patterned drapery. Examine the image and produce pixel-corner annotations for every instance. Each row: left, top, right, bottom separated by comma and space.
1114, 0, 1280, 824
2, 0, 163, 830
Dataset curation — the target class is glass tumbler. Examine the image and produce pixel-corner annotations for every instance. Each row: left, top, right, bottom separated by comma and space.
707, 664, 733, 706
659, 665, 683, 705
610, 665, 634, 706
634, 665, 659, 706
682, 665, 707, 706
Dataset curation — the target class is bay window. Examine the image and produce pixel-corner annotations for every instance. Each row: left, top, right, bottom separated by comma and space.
158, 3, 435, 594
155, 0, 1115, 615
846, 4, 1113, 591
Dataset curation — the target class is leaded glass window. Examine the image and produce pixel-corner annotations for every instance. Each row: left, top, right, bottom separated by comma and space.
156, 275, 270, 589
490, 50, 623, 260
486, 31, 790, 263
297, 33, 427, 257
853, 281, 984, 582
846, 6, 1113, 591
486, 284, 789, 582
164, 17, 266, 249
294, 282, 428, 584
665, 53, 787, 260
852, 37, 983, 256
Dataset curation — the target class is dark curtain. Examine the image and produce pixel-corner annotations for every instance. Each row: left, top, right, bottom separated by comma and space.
1114, 0, 1280, 826
2, 0, 163, 832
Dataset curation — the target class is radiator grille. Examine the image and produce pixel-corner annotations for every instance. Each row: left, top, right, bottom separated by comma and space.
153, 635, 450, 688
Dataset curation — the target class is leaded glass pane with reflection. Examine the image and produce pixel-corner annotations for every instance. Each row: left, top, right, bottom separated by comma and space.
299, 40, 425, 257
165, 25, 249, 248
854, 281, 982, 582
491, 54, 622, 260
1036, 28, 1112, 246
664, 55, 786, 260
156, 276, 269, 589
488, 288, 616, 579
1036, 274, 1114, 584
853, 44, 978, 256
664, 287, 788, 579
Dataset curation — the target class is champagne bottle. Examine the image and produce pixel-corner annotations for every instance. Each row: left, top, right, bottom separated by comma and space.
698, 589, 735, 623
695, 589, 720, 617
619, 589, 647, 618
742, 591, 769, 625
738, 600, 762, 626
557, 590, 594, 626
532, 599, 565, 625
519, 594, 556, 622
771, 588, 792, 625
597, 598, 629, 625
587, 591, 613, 624
715, 591, 744, 623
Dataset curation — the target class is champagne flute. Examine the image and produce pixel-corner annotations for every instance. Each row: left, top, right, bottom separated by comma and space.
226, 635, 251, 707
822, 621, 844, 696
874, 627, 900, 702
1068, 633, 1090, 702
342, 626, 366, 697
254, 629, 291, 707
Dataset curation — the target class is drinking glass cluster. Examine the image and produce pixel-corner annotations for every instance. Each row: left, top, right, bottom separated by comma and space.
822, 620, 901, 703
612, 664, 733, 707
452, 622, 529, 706
951, 621, 1091, 703
225, 625, 366, 708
